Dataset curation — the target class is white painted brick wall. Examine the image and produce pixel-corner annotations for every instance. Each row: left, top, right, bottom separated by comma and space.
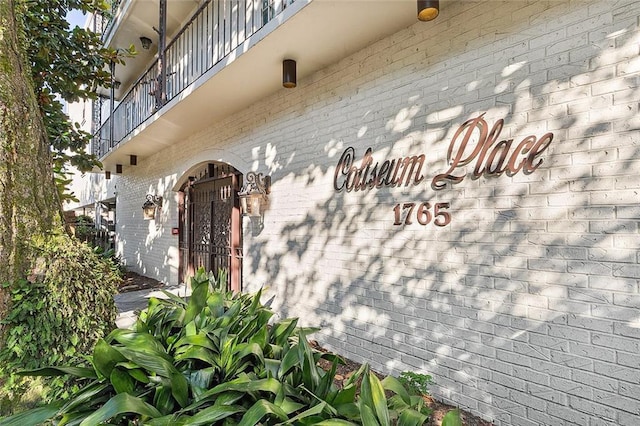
108, 0, 640, 424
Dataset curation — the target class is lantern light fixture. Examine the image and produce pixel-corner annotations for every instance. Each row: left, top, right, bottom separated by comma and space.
239, 172, 271, 221
282, 59, 297, 88
140, 36, 152, 50
417, 0, 439, 21
142, 194, 163, 220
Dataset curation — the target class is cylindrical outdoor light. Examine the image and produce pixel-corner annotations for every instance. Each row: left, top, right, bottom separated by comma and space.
282, 59, 297, 88
417, 0, 439, 21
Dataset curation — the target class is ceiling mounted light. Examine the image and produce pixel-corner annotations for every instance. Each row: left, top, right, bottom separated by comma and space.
140, 36, 152, 50
282, 59, 296, 88
417, 0, 439, 21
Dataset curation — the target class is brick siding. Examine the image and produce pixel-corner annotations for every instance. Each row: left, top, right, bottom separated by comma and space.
113, 0, 640, 423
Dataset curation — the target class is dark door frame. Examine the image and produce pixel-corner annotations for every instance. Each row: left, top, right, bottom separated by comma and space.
178, 163, 242, 291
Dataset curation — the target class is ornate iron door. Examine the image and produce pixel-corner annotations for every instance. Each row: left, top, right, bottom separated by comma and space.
180, 165, 241, 291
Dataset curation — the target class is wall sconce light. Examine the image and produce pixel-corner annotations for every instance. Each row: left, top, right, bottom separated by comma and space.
417, 0, 439, 21
113, 80, 121, 89
282, 59, 297, 88
140, 36, 152, 50
239, 172, 271, 229
142, 194, 163, 220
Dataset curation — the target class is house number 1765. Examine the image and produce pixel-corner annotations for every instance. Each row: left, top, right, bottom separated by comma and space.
392, 202, 451, 226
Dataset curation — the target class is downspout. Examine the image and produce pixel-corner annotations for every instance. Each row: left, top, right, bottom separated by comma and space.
109, 60, 115, 150
155, 0, 167, 110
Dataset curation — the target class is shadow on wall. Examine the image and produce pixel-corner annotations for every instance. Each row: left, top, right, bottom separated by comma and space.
115, 174, 178, 284
244, 1, 640, 424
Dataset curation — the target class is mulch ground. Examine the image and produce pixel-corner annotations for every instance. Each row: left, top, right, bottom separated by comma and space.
118, 272, 493, 425
118, 271, 165, 293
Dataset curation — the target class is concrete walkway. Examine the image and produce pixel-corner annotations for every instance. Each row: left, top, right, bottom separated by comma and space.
114, 284, 190, 329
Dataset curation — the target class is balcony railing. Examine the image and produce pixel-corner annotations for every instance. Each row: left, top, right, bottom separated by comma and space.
92, 0, 296, 159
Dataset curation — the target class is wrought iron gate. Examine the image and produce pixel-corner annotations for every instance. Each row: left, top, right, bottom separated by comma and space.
179, 164, 242, 291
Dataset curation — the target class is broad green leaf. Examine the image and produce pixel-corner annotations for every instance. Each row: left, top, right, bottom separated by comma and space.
212, 390, 245, 406
234, 342, 265, 365
93, 339, 128, 379
343, 363, 367, 387
182, 404, 244, 425
247, 287, 263, 314
397, 408, 429, 426
171, 370, 190, 408
154, 385, 175, 415
158, 289, 189, 306
335, 402, 360, 420
275, 401, 327, 425
276, 397, 305, 415
0, 404, 59, 426
116, 347, 176, 378
381, 375, 411, 405
111, 329, 168, 357
359, 403, 381, 426
79, 393, 162, 426
316, 357, 339, 399
298, 337, 320, 389
189, 368, 216, 399
174, 333, 216, 352
361, 369, 390, 426
17, 365, 96, 379
116, 365, 150, 384
330, 384, 356, 406
60, 382, 110, 413
314, 420, 359, 426
189, 377, 281, 409
110, 367, 135, 394
264, 358, 281, 378
145, 414, 183, 426
207, 292, 225, 317
185, 272, 210, 323
58, 410, 97, 426
174, 346, 215, 364
270, 318, 298, 347
442, 409, 463, 426
238, 399, 288, 426
278, 347, 301, 378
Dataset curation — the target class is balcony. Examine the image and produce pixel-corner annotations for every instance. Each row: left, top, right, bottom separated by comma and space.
92, 0, 417, 171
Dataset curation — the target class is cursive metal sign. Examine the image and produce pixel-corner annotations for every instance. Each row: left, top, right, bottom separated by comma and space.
332, 113, 554, 226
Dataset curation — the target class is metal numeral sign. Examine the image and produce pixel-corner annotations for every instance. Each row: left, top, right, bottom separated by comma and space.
333, 113, 554, 227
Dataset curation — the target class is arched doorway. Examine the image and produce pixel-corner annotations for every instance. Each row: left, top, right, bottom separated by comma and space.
178, 163, 242, 291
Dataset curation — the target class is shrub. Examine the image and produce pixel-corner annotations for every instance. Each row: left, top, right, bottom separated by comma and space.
3, 268, 433, 425
0, 233, 121, 413
398, 371, 433, 396
74, 214, 96, 243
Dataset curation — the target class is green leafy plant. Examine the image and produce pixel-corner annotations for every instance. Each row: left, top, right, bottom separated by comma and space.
398, 371, 434, 396
93, 246, 126, 279
0, 233, 121, 414
74, 214, 96, 242
3, 268, 433, 425
442, 408, 463, 426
